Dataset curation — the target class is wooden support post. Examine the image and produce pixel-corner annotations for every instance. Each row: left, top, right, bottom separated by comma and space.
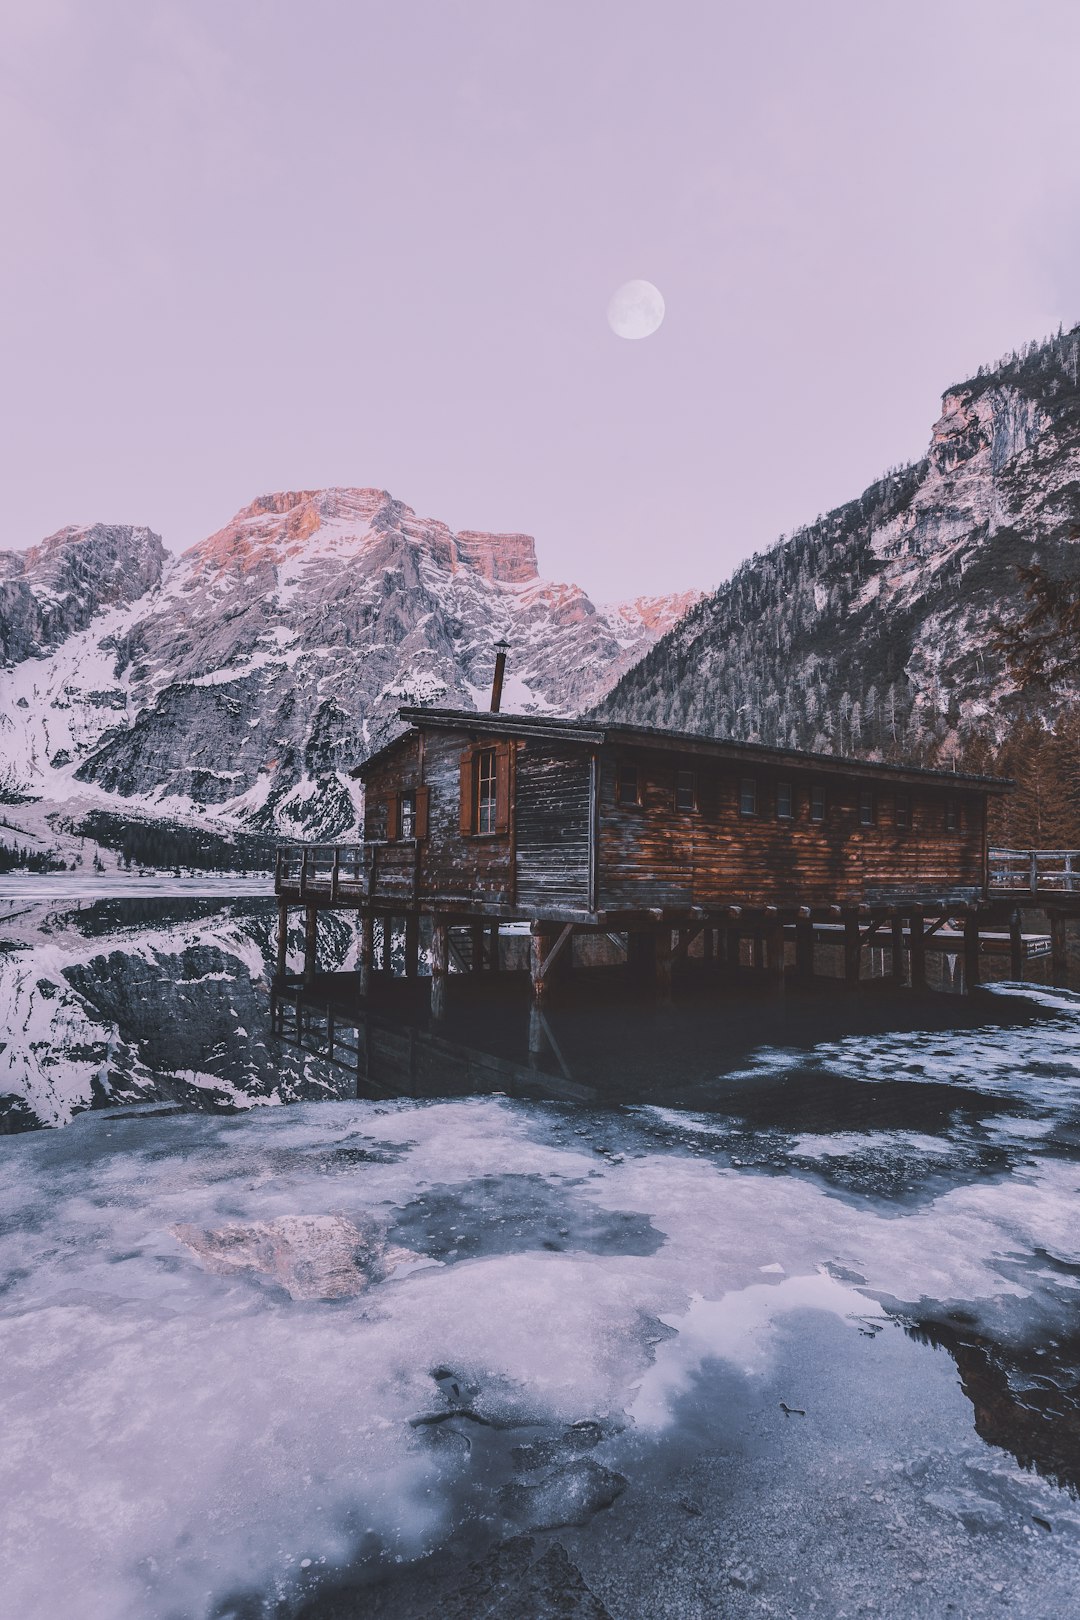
795, 920, 814, 982
1051, 913, 1070, 989
627, 930, 653, 980
470, 923, 485, 973
766, 922, 786, 994
843, 913, 861, 991
276, 898, 288, 979
358, 912, 374, 997
1009, 911, 1024, 982
380, 917, 394, 975
752, 935, 766, 972
725, 925, 742, 975
404, 913, 420, 979
489, 924, 500, 972
702, 926, 714, 962
530, 923, 552, 1004
303, 903, 318, 987
655, 928, 673, 1000
964, 913, 981, 992
431, 919, 449, 1019
889, 914, 905, 987
909, 909, 926, 991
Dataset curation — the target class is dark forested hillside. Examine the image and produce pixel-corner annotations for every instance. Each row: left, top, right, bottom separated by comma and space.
598, 326, 1080, 841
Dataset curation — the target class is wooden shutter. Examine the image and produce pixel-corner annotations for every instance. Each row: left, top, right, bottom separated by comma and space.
414, 785, 429, 840
459, 749, 475, 834
385, 794, 400, 842
494, 742, 512, 834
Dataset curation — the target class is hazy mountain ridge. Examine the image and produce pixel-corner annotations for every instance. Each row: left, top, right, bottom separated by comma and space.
598, 326, 1080, 763
0, 489, 697, 847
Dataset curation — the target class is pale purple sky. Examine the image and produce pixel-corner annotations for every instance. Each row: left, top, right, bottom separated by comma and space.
3, 1, 1079, 598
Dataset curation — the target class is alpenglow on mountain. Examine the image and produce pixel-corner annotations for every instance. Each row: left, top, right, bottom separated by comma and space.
598, 326, 1080, 759
0, 488, 698, 843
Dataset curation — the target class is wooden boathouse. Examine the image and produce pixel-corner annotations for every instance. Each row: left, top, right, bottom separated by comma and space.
268, 704, 1080, 1010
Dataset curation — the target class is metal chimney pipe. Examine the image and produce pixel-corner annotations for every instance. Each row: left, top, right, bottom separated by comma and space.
490, 639, 510, 712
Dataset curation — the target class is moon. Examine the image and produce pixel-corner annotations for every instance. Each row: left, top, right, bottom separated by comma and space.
607, 279, 665, 340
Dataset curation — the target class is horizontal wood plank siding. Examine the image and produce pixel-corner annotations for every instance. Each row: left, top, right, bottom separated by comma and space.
515, 741, 591, 908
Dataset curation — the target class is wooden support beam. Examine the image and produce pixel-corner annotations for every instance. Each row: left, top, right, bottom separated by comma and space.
276, 898, 288, 979
752, 935, 766, 973
964, 913, 981, 992
1051, 913, 1070, 990
702, 926, 714, 962
404, 913, 420, 979
470, 923, 486, 973
358, 913, 374, 996
890, 914, 905, 987
431, 919, 449, 1019
1009, 911, 1024, 982
909, 908, 926, 990
489, 924, 500, 972
303, 903, 318, 987
536, 923, 575, 982
725, 925, 742, 974
843, 913, 861, 991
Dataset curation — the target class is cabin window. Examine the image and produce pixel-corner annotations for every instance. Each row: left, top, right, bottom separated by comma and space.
776, 781, 793, 820
398, 791, 416, 840
476, 748, 498, 833
739, 777, 757, 816
895, 793, 910, 831
810, 785, 826, 823
675, 769, 697, 811
945, 798, 960, 833
859, 790, 875, 826
460, 742, 511, 836
617, 763, 641, 806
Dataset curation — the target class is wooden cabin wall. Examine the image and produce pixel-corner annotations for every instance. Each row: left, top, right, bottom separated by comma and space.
514, 740, 592, 910
597, 747, 987, 910
363, 726, 514, 907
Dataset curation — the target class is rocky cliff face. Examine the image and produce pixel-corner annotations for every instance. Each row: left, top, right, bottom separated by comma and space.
598, 327, 1080, 759
0, 489, 696, 842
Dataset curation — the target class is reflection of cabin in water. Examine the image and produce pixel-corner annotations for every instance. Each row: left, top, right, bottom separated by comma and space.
270, 704, 1078, 1007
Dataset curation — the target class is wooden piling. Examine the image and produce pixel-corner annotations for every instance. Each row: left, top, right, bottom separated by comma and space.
655, 929, 674, 1000
766, 921, 786, 993
489, 924, 500, 972
964, 912, 981, 992
909, 909, 926, 991
1051, 913, 1070, 989
303, 903, 318, 987
1009, 911, 1024, 982
276, 898, 288, 979
358, 912, 374, 997
843, 913, 860, 991
404, 913, 420, 978
795, 919, 814, 982
431, 919, 449, 1019
890, 914, 905, 987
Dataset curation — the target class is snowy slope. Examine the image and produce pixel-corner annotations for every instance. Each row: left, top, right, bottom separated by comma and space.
0, 492, 698, 844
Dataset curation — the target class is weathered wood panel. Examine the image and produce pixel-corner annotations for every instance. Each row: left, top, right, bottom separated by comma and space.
515, 742, 591, 908
597, 745, 986, 911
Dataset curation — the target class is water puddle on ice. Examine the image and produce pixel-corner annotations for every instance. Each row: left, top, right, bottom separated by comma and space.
0, 898, 1079, 1616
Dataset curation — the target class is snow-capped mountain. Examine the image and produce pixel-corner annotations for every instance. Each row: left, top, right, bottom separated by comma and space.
0, 489, 698, 843
599, 326, 1080, 760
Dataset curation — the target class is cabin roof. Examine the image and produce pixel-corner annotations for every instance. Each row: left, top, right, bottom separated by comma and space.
351, 707, 1012, 792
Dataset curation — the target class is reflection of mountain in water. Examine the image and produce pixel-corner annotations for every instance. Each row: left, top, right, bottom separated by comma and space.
0, 898, 356, 1129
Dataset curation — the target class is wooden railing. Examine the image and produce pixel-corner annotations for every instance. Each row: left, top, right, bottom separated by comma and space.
275, 842, 419, 901
275, 844, 365, 899
989, 849, 1080, 895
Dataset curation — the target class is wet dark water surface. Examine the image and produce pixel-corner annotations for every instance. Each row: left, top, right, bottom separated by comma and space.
1, 895, 1079, 1618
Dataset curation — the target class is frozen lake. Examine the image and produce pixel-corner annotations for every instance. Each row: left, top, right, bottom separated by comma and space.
1, 897, 1079, 1618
